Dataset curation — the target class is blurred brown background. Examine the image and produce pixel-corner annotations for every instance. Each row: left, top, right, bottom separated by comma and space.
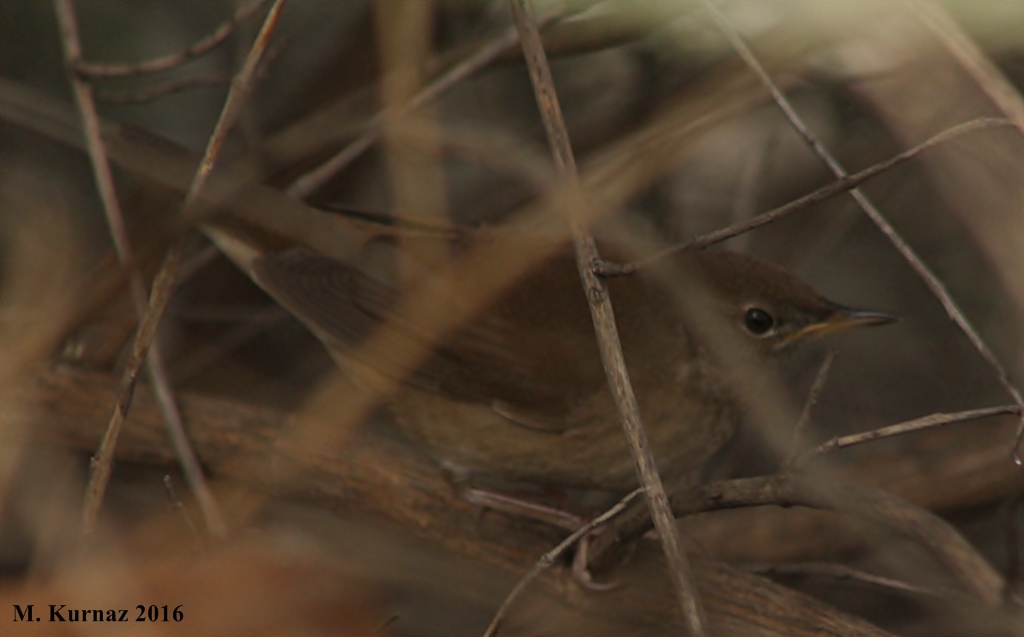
0, 1, 1022, 635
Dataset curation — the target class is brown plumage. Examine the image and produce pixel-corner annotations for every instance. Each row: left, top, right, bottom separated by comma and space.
242, 231, 894, 492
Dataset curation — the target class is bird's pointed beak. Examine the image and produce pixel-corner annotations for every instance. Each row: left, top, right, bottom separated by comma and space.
783, 306, 897, 345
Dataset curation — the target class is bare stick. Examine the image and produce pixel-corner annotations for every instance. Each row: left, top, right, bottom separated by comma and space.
784, 351, 836, 468
509, 1, 706, 634
75, 0, 270, 78
616, 474, 1007, 608
156, 0, 289, 533
54, 0, 226, 537
900, 0, 1024, 456
685, 117, 1011, 251
700, 0, 1024, 462
483, 488, 644, 637
591, 405, 1020, 592
628, 117, 1012, 271
77, 0, 287, 536
96, 76, 229, 105
805, 405, 1022, 460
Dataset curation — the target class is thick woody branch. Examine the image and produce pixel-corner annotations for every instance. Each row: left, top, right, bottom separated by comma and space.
14, 366, 901, 637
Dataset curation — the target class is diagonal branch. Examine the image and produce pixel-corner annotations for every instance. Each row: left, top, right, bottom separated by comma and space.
74, 0, 271, 78
73, 0, 287, 536
483, 488, 644, 637
508, 1, 706, 634
53, 0, 227, 538
700, 0, 1024, 462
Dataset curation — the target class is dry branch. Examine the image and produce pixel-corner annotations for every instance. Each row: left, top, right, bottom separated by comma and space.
53, 0, 225, 536
509, 0, 704, 632
14, 365, 904, 637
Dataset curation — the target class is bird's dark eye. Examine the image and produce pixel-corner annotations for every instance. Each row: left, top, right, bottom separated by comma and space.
744, 307, 775, 335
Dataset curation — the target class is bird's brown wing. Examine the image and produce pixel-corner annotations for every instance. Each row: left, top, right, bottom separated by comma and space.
251, 248, 607, 431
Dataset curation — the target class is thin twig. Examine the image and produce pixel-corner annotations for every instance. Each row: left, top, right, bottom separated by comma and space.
75, 0, 270, 78
184, 3, 286, 211
52, 0, 134, 288
589, 467, 1011, 610
81, 240, 186, 534
629, 117, 1012, 271
784, 350, 836, 468
701, 0, 1024, 462
483, 488, 643, 637
744, 562, 964, 599
96, 76, 229, 105
286, 1, 576, 199
78, 0, 287, 536
900, 0, 1024, 457
804, 405, 1021, 461
644, 474, 1007, 607
509, 1, 706, 634
590, 405, 1021, 586
158, 0, 289, 532
54, 0, 226, 537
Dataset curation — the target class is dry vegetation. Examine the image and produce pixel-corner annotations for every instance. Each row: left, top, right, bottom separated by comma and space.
0, 1, 1022, 635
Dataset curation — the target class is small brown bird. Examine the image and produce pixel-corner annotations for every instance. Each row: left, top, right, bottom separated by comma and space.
208, 214, 893, 493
